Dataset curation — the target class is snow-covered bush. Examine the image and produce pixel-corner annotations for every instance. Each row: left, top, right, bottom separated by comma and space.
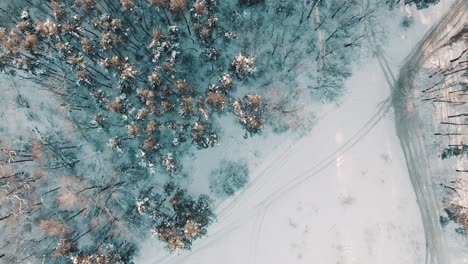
232, 94, 265, 134
209, 160, 249, 198
137, 183, 215, 251
231, 53, 257, 78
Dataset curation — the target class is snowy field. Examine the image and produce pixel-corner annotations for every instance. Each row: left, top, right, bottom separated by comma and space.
136, 2, 461, 264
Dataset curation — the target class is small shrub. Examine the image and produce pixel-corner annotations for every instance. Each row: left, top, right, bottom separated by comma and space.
401, 15, 414, 29
209, 160, 249, 198
239, 0, 265, 6
441, 144, 467, 160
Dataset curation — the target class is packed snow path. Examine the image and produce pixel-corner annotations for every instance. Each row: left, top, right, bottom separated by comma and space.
393, 1, 467, 263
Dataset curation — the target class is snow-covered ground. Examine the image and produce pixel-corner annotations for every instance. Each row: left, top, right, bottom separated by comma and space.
136, 2, 462, 264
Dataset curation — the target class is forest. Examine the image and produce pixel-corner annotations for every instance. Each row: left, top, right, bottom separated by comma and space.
0, 0, 441, 263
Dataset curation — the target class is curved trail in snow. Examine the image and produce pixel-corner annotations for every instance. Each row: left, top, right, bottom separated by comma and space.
392, 1, 466, 263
